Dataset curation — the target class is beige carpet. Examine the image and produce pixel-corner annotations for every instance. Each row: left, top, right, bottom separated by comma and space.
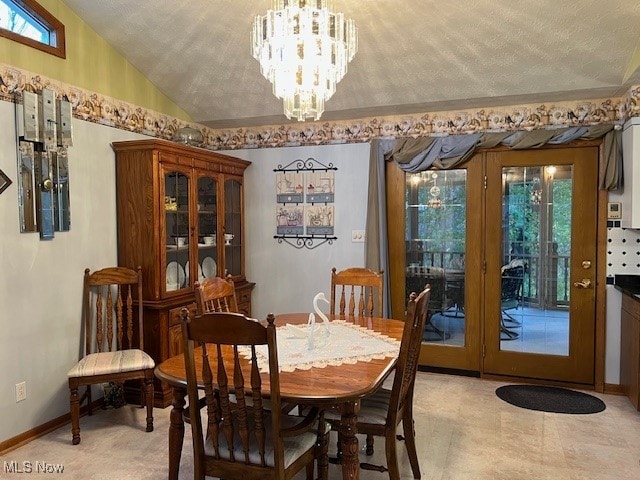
2, 373, 639, 479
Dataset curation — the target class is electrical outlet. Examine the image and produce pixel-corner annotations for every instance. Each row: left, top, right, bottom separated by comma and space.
15, 381, 26, 402
351, 230, 365, 243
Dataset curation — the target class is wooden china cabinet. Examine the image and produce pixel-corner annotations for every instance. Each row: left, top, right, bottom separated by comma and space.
112, 139, 253, 407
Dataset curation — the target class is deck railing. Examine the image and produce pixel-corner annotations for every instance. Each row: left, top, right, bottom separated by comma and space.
407, 247, 571, 309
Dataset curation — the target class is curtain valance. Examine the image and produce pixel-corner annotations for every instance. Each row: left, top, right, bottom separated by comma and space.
386, 124, 622, 190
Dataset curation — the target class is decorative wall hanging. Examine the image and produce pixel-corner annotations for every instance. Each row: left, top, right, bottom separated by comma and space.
14, 88, 73, 240
0, 168, 12, 195
274, 157, 337, 249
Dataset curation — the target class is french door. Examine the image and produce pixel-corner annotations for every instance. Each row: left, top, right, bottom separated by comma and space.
483, 147, 599, 384
388, 156, 483, 371
388, 145, 600, 385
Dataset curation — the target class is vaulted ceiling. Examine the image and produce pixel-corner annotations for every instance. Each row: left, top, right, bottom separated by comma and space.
61, 0, 640, 129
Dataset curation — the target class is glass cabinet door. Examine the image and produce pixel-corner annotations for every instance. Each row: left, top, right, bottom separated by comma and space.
197, 174, 219, 283
164, 169, 190, 293
224, 178, 243, 278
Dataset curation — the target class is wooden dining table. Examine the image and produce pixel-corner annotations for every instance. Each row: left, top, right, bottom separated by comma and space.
154, 312, 405, 480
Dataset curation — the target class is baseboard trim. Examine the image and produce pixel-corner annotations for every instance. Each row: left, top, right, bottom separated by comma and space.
0, 399, 103, 455
418, 365, 481, 378
603, 383, 624, 395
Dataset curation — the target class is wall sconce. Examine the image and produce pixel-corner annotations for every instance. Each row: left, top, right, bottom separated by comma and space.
15, 88, 72, 240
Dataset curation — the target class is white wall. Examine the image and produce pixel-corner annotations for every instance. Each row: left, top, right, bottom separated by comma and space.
225, 143, 371, 319
0, 100, 146, 441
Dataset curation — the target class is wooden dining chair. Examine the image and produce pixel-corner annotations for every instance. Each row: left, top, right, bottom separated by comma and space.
189, 275, 241, 421
330, 267, 384, 317
180, 309, 329, 480
326, 284, 431, 480
194, 275, 238, 315
67, 267, 154, 445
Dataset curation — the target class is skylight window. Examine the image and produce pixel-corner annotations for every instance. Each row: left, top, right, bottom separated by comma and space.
0, 0, 65, 58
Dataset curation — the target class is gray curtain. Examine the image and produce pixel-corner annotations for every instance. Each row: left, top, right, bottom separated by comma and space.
389, 125, 622, 190
365, 138, 394, 317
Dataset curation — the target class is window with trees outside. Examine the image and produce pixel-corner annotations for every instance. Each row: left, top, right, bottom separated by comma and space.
0, 0, 65, 58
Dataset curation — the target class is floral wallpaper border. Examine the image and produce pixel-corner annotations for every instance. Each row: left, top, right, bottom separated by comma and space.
2, 62, 639, 151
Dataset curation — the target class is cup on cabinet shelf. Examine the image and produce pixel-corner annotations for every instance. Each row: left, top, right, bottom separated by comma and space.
224, 233, 234, 245
175, 237, 187, 247
203, 236, 216, 246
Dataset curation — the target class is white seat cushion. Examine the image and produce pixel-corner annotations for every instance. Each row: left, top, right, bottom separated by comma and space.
325, 388, 391, 426
67, 349, 155, 378
204, 412, 318, 469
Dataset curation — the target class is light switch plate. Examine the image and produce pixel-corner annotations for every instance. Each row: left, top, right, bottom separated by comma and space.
351, 230, 365, 242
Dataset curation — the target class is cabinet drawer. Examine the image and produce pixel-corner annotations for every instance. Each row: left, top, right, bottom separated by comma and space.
237, 288, 252, 306
169, 302, 196, 326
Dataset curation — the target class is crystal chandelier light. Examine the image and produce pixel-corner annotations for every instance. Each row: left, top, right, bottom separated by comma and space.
251, 0, 357, 121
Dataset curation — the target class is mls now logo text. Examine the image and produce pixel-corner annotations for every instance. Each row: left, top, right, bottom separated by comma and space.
4, 461, 65, 474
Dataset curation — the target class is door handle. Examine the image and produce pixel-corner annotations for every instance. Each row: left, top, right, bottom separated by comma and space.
573, 279, 591, 288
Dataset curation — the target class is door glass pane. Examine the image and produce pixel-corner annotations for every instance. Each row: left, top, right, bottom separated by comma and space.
406, 170, 467, 346
197, 175, 218, 282
500, 165, 571, 355
224, 179, 242, 277
165, 171, 189, 292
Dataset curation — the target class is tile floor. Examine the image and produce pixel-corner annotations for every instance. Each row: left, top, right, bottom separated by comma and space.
2, 373, 639, 479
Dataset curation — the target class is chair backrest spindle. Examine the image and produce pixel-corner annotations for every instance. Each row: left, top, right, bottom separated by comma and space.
84, 267, 143, 355
331, 267, 384, 317
195, 276, 239, 315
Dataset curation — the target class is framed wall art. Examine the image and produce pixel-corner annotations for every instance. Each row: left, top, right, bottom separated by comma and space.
273, 157, 337, 249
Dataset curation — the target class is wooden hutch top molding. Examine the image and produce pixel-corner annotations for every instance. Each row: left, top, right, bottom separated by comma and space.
111, 139, 251, 174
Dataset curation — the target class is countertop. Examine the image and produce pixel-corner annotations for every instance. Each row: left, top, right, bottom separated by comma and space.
614, 274, 640, 300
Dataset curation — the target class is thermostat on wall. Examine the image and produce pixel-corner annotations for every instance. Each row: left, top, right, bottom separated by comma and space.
607, 202, 622, 219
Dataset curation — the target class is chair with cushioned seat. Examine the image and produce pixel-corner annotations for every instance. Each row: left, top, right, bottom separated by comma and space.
325, 284, 431, 479
180, 309, 329, 480
67, 266, 154, 445
329, 266, 384, 457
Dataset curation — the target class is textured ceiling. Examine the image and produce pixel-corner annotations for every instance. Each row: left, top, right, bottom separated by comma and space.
61, 0, 640, 129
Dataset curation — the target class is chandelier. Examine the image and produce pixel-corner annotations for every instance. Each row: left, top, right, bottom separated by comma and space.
251, 0, 357, 121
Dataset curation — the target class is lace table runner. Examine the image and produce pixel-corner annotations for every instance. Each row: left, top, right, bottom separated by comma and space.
241, 320, 401, 373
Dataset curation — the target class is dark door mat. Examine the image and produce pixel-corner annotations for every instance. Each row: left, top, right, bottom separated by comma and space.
495, 384, 606, 414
